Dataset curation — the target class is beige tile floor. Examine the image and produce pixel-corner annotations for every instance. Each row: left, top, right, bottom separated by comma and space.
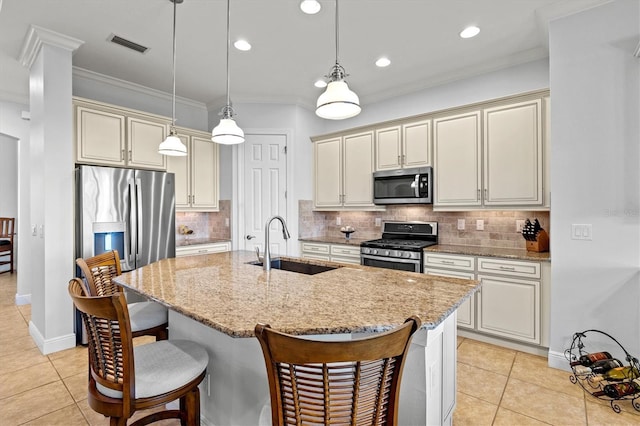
1, 272, 640, 425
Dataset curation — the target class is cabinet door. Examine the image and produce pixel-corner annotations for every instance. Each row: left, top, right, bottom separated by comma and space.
433, 112, 482, 207
191, 136, 219, 210
425, 268, 475, 329
402, 119, 431, 168
483, 99, 542, 206
166, 134, 190, 209
477, 274, 540, 344
314, 138, 343, 208
76, 106, 126, 166
375, 126, 401, 171
343, 131, 375, 207
127, 116, 167, 170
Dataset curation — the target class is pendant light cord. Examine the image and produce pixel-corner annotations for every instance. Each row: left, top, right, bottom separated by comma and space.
334, 0, 339, 66
225, 0, 231, 109
171, 0, 177, 129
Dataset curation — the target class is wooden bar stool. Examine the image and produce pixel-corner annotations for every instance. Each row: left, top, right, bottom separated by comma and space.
255, 316, 421, 425
68, 278, 208, 426
76, 250, 168, 341
0, 217, 15, 274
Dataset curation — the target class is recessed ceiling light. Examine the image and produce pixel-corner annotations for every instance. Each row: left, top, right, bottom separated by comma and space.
300, 0, 321, 15
460, 26, 480, 39
314, 79, 327, 88
234, 39, 251, 51
375, 57, 391, 67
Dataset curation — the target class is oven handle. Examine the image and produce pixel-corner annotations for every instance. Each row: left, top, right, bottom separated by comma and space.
361, 254, 422, 265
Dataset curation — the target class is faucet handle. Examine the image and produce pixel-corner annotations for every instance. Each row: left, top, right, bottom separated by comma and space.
255, 246, 262, 262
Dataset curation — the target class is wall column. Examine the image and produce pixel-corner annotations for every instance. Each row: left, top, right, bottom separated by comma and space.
19, 26, 83, 354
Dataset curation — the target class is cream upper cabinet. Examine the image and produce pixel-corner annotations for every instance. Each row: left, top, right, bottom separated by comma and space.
167, 129, 219, 211
126, 115, 167, 170
75, 98, 168, 171
433, 111, 482, 207
375, 119, 431, 171
314, 137, 342, 209
343, 131, 375, 207
483, 99, 542, 206
314, 131, 379, 210
433, 94, 547, 210
75, 104, 126, 166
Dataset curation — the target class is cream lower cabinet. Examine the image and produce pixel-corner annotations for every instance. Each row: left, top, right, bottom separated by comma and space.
300, 242, 361, 265
75, 98, 168, 170
313, 131, 379, 210
167, 128, 219, 211
426, 253, 549, 348
175, 241, 231, 257
424, 253, 476, 330
375, 119, 431, 171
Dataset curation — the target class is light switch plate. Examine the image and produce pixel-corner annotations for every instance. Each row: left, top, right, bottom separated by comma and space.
375, 218, 382, 227
457, 219, 465, 230
336, 217, 341, 226
516, 220, 525, 233
476, 219, 484, 231
572, 224, 592, 240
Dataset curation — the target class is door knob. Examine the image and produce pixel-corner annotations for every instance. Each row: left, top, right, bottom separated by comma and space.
246, 235, 256, 240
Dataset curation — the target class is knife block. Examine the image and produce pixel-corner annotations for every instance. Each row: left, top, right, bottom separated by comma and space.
526, 229, 549, 252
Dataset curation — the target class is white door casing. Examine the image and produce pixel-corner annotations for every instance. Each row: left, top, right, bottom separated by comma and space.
239, 132, 288, 256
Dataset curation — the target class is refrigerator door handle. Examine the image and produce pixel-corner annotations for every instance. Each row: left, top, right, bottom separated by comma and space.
135, 177, 143, 262
128, 179, 137, 265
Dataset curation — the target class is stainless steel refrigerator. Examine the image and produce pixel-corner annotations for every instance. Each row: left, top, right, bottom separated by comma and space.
75, 165, 175, 272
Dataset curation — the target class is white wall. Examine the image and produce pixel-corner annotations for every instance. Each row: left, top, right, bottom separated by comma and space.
0, 133, 18, 274
548, 1, 640, 367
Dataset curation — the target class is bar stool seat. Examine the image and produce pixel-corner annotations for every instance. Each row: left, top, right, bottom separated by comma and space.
127, 301, 168, 335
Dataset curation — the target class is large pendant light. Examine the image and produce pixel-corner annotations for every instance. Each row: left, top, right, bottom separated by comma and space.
211, 0, 244, 145
159, 0, 188, 156
316, 0, 361, 120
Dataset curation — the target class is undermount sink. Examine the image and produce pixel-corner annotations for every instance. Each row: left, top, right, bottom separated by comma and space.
248, 258, 339, 275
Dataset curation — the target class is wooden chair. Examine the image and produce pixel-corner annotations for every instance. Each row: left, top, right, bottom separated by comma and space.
0, 217, 15, 274
68, 278, 208, 426
76, 250, 168, 341
255, 316, 422, 426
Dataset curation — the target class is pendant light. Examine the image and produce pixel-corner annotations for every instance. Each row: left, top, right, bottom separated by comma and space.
316, 0, 361, 120
159, 0, 187, 156
212, 0, 244, 145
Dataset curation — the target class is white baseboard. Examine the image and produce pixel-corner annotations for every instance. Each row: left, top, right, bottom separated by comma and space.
29, 321, 76, 355
15, 293, 31, 305
548, 349, 571, 372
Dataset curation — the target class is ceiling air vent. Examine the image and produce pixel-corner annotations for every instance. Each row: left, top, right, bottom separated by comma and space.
108, 34, 149, 54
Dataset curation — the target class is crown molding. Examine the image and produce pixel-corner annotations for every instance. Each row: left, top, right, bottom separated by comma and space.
73, 67, 207, 110
19, 25, 84, 69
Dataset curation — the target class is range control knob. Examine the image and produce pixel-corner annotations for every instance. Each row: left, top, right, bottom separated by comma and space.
373, 249, 378, 255
404, 252, 411, 258
384, 250, 390, 256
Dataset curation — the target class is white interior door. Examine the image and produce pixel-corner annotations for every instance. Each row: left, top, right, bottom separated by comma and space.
242, 133, 288, 257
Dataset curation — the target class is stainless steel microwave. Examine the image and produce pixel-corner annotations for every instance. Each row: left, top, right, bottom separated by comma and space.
373, 166, 433, 204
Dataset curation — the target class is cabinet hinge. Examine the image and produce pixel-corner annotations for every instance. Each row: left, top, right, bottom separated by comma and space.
283, 146, 287, 154
284, 190, 287, 199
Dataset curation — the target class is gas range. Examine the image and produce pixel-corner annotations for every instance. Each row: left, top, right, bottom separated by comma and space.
360, 221, 437, 272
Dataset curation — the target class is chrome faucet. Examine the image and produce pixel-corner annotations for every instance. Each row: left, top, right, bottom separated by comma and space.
263, 215, 291, 271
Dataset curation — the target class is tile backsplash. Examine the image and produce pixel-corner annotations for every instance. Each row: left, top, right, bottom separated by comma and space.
175, 200, 231, 244
298, 200, 549, 250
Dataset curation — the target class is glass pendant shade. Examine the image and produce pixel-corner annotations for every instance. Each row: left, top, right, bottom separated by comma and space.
212, 117, 245, 145
316, 80, 361, 120
158, 132, 187, 156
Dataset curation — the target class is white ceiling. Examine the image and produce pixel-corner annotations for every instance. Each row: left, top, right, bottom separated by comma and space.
0, 0, 607, 109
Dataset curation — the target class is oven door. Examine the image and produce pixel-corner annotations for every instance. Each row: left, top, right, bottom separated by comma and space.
361, 254, 422, 273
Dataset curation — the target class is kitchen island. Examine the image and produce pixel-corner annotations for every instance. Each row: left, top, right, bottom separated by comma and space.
114, 251, 481, 425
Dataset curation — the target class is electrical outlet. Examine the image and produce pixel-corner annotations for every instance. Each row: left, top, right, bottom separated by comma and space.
516, 220, 525, 233
225, 218, 230, 227
336, 217, 341, 226
375, 218, 382, 227
476, 219, 484, 231
457, 219, 465, 230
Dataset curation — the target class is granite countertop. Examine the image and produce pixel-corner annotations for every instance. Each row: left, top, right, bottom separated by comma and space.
176, 237, 231, 247
425, 244, 551, 262
113, 250, 480, 338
